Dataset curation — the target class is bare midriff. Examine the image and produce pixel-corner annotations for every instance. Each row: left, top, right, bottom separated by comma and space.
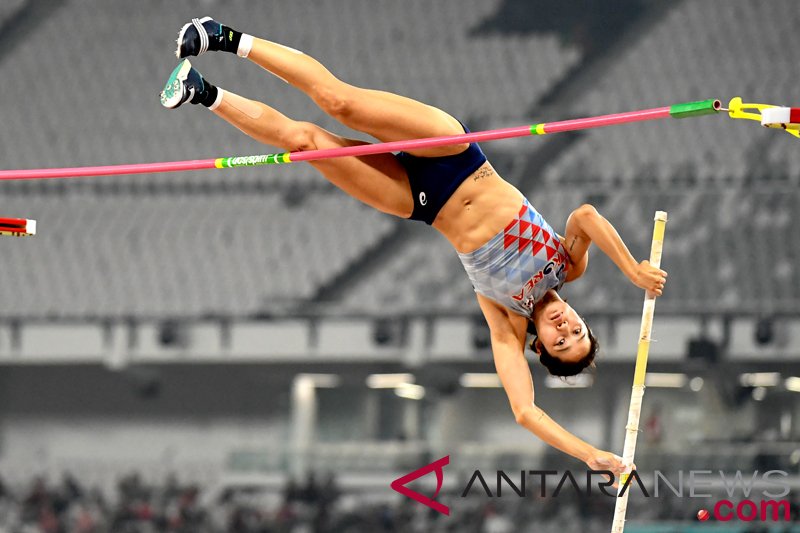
432, 160, 527, 254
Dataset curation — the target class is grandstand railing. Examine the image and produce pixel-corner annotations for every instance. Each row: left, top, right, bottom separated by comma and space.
0, 311, 798, 365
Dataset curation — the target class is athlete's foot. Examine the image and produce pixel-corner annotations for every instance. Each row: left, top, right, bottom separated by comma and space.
175, 16, 241, 58
160, 59, 215, 109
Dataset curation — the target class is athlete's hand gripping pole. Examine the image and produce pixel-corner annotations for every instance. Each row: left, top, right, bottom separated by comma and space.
610, 211, 668, 533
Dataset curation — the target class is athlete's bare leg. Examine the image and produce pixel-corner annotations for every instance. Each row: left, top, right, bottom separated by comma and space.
244, 38, 468, 157
211, 90, 413, 218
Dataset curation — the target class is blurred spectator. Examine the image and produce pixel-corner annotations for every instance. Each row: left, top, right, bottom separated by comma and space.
282, 477, 301, 504
301, 472, 320, 505
62, 472, 83, 502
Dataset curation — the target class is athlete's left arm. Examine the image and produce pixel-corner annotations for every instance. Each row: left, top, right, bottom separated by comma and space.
563, 204, 667, 295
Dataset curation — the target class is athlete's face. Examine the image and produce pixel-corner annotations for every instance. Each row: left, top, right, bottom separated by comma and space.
531, 291, 590, 363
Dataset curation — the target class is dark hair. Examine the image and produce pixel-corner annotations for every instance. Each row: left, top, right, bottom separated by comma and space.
527, 320, 599, 377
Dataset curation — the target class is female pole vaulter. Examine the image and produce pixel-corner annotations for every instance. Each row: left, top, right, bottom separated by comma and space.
160, 17, 667, 476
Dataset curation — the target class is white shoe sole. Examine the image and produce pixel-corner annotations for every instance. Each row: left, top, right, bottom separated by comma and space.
160, 59, 194, 109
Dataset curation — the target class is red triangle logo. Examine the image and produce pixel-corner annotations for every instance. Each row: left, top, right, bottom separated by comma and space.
504, 234, 518, 249
518, 219, 531, 237
545, 245, 558, 260
518, 237, 532, 253
531, 240, 545, 256
390, 455, 450, 516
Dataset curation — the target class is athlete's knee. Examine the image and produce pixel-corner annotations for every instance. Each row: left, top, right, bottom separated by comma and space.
281, 122, 320, 152
312, 83, 353, 119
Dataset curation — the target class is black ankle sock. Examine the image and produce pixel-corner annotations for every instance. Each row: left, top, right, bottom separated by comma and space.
220, 25, 242, 54
194, 82, 219, 107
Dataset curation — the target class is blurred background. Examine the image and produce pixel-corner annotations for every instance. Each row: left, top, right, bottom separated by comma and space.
0, 0, 798, 531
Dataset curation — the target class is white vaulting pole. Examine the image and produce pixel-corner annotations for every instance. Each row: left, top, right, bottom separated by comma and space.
611, 211, 668, 533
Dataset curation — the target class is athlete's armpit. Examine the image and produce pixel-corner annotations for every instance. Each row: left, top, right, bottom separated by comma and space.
559, 234, 589, 281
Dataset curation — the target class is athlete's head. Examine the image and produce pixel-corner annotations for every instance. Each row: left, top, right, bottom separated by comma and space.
528, 289, 598, 377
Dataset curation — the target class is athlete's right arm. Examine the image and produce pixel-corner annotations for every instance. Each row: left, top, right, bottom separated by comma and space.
477, 296, 604, 464
477, 294, 627, 476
